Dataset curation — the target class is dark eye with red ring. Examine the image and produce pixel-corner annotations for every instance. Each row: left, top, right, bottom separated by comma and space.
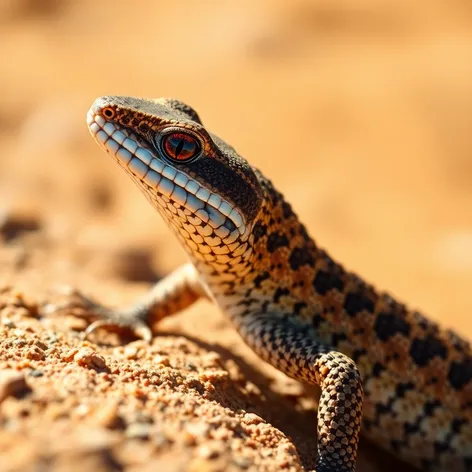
102, 107, 115, 119
161, 132, 201, 162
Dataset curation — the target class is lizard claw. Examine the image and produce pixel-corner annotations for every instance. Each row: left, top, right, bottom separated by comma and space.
84, 318, 152, 343
42, 286, 105, 320
43, 286, 153, 343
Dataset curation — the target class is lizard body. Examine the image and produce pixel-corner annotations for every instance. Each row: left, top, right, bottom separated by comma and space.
78, 96, 472, 471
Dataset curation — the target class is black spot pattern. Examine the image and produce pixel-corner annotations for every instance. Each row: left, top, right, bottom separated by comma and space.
312, 314, 324, 329
410, 335, 448, 367
373, 312, 411, 341
331, 332, 348, 347
253, 271, 270, 288
375, 402, 392, 416
282, 201, 293, 219
423, 400, 442, 416
293, 301, 307, 315
313, 269, 345, 295
251, 221, 267, 243
451, 418, 467, 434
448, 359, 472, 390
404, 422, 421, 435
343, 290, 375, 317
289, 247, 315, 270
371, 362, 385, 377
434, 441, 450, 454
298, 224, 311, 242
395, 382, 415, 397
351, 348, 367, 363
266, 232, 289, 252
273, 287, 290, 303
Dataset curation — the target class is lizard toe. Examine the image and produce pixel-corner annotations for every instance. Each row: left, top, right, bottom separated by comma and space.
83, 317, 152, 343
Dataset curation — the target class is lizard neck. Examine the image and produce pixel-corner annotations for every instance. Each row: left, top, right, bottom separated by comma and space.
194, 176, 321, 309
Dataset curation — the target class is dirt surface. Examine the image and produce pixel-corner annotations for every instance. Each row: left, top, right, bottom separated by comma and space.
1, 1, 472, 471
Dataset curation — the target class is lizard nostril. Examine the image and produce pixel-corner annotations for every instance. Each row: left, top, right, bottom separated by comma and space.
102, 107, 115, 119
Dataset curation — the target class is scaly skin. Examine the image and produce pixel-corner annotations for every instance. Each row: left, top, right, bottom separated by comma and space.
65, 96, 472, 471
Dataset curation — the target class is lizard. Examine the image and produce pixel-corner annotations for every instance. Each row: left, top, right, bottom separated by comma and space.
63, 95, 472, 471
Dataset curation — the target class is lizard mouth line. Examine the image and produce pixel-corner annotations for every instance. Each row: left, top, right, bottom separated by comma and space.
86, 109, 246, 240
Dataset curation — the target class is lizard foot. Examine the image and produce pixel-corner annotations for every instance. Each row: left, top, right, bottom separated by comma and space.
43, 285, 152, 342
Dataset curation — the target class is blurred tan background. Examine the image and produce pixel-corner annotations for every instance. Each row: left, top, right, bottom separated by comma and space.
1, 1, 472, 470
2, 0, 471, 329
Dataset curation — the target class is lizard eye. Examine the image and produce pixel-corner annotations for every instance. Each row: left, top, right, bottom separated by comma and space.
161, 132, 201, 162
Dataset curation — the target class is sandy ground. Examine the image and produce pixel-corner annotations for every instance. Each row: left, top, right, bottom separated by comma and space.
1, 1, 472, 471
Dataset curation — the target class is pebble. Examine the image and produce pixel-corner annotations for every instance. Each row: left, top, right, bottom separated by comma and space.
74, 347, 108, 370
0, 370, 30, 403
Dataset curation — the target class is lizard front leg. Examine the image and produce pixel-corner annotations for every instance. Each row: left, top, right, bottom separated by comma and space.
236, 313, 363, 472
51, 263, 208, 341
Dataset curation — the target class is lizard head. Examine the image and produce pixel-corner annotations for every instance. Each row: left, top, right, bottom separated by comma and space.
87, 96, 265, 271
